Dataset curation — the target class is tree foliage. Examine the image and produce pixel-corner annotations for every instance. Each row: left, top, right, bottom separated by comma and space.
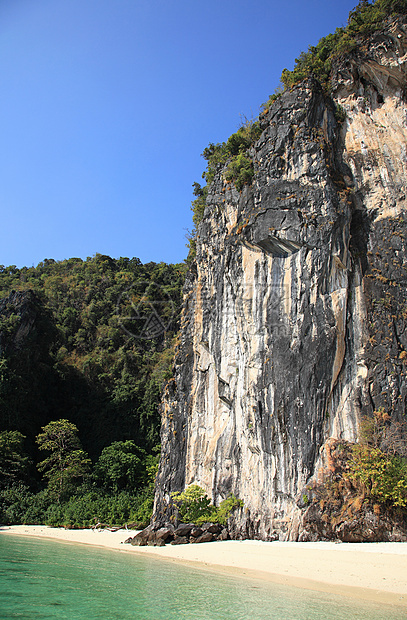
0, 254, 184, 526
200, 120, 261, 190
188, 120, 261, 260
0, 430, 30, 489
349, 445, 407, 507
94, 440, 146, 493
171, 485, 243, 525
346, 409, 407, 508
0, 255, 185, 458
172, 485, 216, 523
36, 419, 91, 501
0, 422, 159, 527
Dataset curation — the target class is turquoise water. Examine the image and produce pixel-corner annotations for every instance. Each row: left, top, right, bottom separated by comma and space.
0, 535, 405, 620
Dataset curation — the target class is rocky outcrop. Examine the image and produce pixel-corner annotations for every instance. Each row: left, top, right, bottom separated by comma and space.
0, 290, 48, 356
124, 522, 228, 546
153, 16, 407, 541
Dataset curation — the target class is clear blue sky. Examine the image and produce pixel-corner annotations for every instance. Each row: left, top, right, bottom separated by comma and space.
0, 0, 357, 268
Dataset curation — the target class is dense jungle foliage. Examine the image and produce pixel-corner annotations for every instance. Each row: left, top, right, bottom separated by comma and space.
0, 254, 186, 527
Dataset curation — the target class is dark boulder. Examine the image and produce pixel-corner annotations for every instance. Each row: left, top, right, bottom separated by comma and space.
130, 525, 154, 546
201, 523, 222, 534
147, 538, 166, 546
155, 526, 175, 542
174, 523, 195, 537
131, 536, 148, 546
191, 532, 213, 543
171, 535, 189, 545
123, 536, 134, 544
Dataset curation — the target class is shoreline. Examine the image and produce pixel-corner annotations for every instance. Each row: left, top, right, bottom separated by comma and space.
1, 525, 407, 608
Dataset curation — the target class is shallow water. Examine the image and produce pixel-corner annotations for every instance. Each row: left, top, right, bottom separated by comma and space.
0, 535, 405, 620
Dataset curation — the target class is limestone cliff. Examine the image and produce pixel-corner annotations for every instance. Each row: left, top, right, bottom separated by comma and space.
154, 15, 407, 540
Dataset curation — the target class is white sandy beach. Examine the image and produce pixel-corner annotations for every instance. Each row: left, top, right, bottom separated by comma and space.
1, 525, 406, 607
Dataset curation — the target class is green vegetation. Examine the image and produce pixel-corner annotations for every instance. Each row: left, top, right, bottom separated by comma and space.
225, 152, 255, 192
0, 254, 185, 527
171, 484, 243, 525
195, 136, 257, 201
191, 181, 208, 229
307, 408, 407, 535
334, 103, 347, 124
36, 419, 91, 502
216, 493, 244, 525
94, 440, 153, 493
349, 444, 407, 507
277, 0, 407, 93
0, 254, 185, 455
171, 485, 216, 523
0, 430, 30, 489
0, 422, 160, 528
188, 120, 261, 260
348, 408, 407, 508
201, 120, 261, 192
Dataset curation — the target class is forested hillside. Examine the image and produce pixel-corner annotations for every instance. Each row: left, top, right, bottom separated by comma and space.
0, 254, 185, 526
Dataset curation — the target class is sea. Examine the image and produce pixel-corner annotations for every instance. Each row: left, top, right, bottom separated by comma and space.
0, 535, 405, 620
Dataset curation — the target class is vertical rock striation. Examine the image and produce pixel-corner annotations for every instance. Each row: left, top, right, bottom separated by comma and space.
154, 16, 407, 540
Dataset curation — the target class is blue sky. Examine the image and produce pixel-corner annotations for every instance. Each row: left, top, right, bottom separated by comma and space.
0, 0, 357, 268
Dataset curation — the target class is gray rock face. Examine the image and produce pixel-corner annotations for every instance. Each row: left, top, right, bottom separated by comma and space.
0, 290, 44, 355
154, 16, 407, 540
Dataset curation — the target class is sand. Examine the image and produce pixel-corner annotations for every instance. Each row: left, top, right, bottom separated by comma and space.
1, 525, 406, 608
